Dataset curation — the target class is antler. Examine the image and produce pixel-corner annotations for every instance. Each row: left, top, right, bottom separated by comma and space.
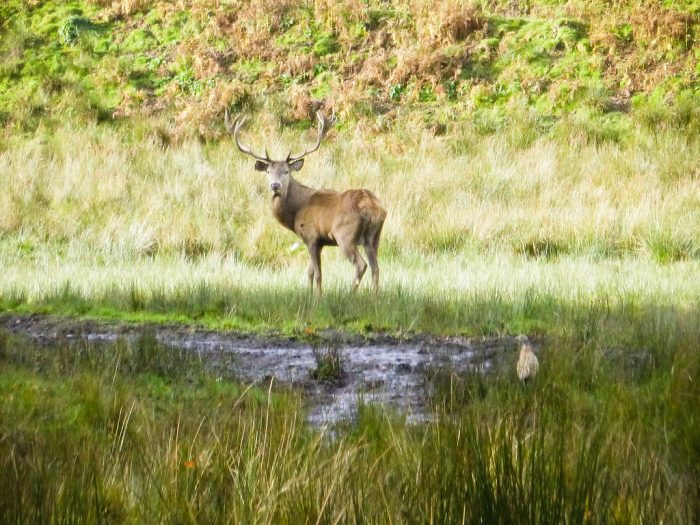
287, 111, 337, 163
225, 109, 270, 162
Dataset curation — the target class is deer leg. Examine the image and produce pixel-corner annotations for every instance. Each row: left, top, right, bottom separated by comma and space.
359, 222, 383, 295
363, 241, 380, 294
307, 243, 323, 295
307, 260, 315, 290
339, 241, 367, 291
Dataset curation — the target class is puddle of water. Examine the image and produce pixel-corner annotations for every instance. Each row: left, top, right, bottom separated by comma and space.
1, 316, 517, 426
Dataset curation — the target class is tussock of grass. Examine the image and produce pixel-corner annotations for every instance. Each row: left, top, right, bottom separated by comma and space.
310, 345, 345, 384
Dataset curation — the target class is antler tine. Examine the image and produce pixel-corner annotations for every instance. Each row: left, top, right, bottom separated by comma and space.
316, 110, 337, 142
288, 110, 337, 162
224, 110, 269, 162
323, 110, 337, 132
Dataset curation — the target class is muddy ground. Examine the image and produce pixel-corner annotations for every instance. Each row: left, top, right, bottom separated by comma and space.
0, 314, 525, 425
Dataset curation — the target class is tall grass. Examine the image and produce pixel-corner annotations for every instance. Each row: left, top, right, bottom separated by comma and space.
2, 122, 699, 264
1, 317, 698, 523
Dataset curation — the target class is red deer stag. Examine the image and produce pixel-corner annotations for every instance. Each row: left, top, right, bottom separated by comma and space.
225, 111, 387, 295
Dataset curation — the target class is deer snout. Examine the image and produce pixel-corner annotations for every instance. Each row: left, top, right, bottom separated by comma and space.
270, 182, 281, 193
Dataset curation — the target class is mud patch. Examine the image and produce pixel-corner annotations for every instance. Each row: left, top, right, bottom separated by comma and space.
0, 314, 521, 425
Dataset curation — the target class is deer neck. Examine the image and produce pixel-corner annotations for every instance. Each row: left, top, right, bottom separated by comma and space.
271, 176, 316, 232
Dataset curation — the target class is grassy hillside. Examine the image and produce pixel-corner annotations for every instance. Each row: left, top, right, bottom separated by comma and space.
1, 0, 699, 139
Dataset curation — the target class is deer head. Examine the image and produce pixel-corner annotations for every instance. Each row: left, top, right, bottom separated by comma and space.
225, 110, 337, 198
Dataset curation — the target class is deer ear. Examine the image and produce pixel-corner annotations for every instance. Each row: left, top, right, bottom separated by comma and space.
254, 160, 269, 172
289, 159, 304, 171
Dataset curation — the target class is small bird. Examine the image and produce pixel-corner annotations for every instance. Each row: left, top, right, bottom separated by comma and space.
516, 335, 539, 383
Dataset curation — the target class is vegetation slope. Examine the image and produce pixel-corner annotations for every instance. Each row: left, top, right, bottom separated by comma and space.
1, 0, 700, 139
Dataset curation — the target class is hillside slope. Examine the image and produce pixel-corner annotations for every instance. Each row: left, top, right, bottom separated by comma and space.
1, 0, 699, 140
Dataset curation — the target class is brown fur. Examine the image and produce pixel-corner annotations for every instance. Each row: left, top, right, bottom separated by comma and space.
272, 175, 387, 294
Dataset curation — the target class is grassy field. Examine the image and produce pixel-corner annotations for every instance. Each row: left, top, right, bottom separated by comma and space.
3, 121, 700, 262
1, 0, 700, 522
1, 121, 699, 520
2, 120, 699, 338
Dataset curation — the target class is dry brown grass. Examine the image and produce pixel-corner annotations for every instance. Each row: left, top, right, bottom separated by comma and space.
2, 118, 699, 264
87, 0, 151, 16
418, 1, 485, 45
172, 80, 251, 141
280, 53, 318, 80
288, 85, 314, 121
353, 50, 389, 87
585, 4, 697, 94
176, 39, 227, 80
389, 45, 469, 88
631, 5, 695, 44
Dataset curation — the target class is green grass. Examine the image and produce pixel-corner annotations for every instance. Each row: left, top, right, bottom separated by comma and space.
1, 313, 698, 523
1, 253, 698, 339
310, 345, 345, 384
1, 116, 697, 339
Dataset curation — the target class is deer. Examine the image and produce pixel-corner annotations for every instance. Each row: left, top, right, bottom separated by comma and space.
225, 110, 387, 296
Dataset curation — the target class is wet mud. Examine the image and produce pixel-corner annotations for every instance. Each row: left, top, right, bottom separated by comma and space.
0, 314, 521, 425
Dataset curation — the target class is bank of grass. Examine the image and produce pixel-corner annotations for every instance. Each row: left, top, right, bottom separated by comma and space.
1, 311, 698, 523
2, 1, 699, 139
